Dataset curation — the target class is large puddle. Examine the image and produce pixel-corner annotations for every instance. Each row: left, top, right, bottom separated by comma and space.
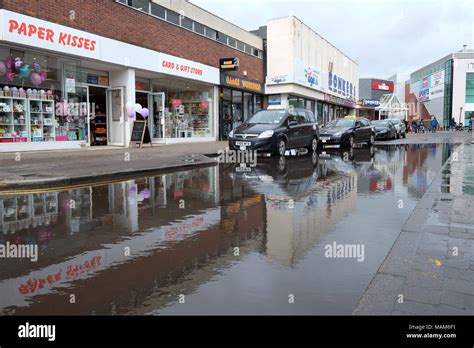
0, 143, 455, 315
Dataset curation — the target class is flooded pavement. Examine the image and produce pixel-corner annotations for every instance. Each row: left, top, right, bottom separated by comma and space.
0, 143, 457, 315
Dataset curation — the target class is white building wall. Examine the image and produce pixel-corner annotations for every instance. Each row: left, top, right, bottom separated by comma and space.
266, 16, 359, 102
453, 58, 474, 121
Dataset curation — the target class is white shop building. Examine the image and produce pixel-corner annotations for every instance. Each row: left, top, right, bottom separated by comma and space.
260, 16, 359, 125
0, 9, 220, 152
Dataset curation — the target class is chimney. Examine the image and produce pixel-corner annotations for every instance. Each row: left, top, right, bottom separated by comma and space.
463, 44, 467, 51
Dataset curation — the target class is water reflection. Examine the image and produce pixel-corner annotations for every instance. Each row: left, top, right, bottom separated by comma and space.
0, 143, 456, 315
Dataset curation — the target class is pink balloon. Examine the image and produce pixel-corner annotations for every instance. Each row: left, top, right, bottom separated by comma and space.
140, 108, 149, 118
127, 110, 135, 118
30, 72, 42, 86
0, 61, 6, 75
6, 56, 14, 70
40, 71, 47, 81
5, 71, 16, 83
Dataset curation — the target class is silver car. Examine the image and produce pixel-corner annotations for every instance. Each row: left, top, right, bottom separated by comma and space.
386, 118, 406, 139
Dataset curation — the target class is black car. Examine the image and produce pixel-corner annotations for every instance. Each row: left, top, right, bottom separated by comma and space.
228, 108, 319, 156
372, 120, 397, 140
319, 117, 375, 148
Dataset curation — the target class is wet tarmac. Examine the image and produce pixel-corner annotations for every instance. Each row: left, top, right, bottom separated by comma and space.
0, 143, 456, 315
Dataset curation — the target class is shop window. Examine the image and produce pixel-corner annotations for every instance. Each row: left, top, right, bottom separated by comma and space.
243, 92, 253, 121
150, 2, 166, 19
131, 0, 149, 12
181, 17, 193, 30
166, 10, 180, 25
194, 22, 205, 35
237, 41, 245, 51
205, 27, 217, 40
217, 32, 228, 45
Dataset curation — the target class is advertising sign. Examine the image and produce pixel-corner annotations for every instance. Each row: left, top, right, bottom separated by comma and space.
371, 81, 394, 92
220, 73, 263, 93
418, 70, 445, 102
295, 60, 323, 90
220, 57, 239, 71
266, 75, 289, 85
362, 99, 380, 107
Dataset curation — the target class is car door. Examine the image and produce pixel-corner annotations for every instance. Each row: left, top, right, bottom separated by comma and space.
299, 110, 314, 146
354, 120, 364, 143
287, 112, 301, 148
360, 118, 371, 141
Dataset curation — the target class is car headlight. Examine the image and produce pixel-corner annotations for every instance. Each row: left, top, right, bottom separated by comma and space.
258, 130, 274, 138
228, 130, 234, 138
380, 130, 388, 133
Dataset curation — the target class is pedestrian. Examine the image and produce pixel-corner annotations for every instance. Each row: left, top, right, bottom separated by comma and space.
411, 120, 418, 133
431, 116, 438, 133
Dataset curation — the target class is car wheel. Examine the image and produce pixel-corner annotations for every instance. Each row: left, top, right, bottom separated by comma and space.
369, 133, 375, 146
277, 139, 286, 156
348, 135, 354, 148
309, 137, 318, 152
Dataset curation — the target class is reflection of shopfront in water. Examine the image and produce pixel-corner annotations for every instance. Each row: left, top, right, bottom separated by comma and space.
219, 73, 264, 140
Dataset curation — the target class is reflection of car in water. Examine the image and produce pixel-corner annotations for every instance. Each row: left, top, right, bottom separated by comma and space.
229, 153, 320, 199
318, 147, 377, 174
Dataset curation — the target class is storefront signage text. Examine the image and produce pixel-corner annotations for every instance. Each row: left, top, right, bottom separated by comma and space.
266, 75, 289, 84
371, 80, 394, 92
328, 71, 355, 100
220, 57, 239, 71
362, 99, 380, 107
325, 94, 356, 108
8, 19, 97, 52
162, 60, 203, 76
220, 73, 263, 93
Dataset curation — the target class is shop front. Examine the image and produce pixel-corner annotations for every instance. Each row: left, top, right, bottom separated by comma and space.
219, 73, 264, 140
0, 9, 220, 152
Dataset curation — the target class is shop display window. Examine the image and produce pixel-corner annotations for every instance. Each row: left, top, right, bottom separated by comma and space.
0, 46, 91, 144
153, 81, 214, 139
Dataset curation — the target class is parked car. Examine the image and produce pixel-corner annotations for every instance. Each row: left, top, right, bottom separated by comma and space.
319, 117, 375, 148
386, 118, 406, 138
372, 120, 397, 140
228, 108, 319, 156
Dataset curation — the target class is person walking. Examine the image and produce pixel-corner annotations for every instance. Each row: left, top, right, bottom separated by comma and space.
431, 116, 438, 133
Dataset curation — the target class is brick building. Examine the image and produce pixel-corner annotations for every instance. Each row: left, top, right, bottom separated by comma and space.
0, 0, 265, 151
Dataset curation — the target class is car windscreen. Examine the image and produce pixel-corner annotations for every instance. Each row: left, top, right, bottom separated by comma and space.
247, 110, 286, 124
387, 119, 401, 124
328, 118, 355, 127
372, 121, 390, 127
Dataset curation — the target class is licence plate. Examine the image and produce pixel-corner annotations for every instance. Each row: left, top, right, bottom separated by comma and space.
235, 141, 251, 146
320, 137, 330, 142
236, 165, 251, 172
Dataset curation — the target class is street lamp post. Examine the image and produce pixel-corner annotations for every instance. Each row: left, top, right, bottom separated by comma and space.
459, 106, 463, 125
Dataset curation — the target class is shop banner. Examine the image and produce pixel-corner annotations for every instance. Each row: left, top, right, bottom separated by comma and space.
220, 73, 263, 93
266, 74, 290, 85
0, 10, 220, 85
160, 53, 220, 85
371, 80, 394, 92
0, 10, 100, 60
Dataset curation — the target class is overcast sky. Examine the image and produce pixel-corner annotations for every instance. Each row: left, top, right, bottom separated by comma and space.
191, 0, 474, 81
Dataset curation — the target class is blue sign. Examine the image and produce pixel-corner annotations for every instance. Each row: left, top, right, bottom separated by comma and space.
328, 71, 355, 100
363, 99, 380, 107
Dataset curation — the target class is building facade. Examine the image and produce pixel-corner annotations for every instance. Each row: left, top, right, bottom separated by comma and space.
407, 47, 474, 127
261, 16, 359, 125
0, 0, 265, 151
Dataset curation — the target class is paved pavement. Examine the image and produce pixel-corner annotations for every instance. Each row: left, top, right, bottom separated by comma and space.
374, 131, 473, 145
0, 141, 227, 191
354, 141, 474, 315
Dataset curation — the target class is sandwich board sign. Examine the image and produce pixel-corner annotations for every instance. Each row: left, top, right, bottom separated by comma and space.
130, 120, 152, 148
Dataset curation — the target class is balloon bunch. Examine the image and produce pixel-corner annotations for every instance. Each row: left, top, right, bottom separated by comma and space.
0, 56, 47, 86
126, 102, 149, 119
